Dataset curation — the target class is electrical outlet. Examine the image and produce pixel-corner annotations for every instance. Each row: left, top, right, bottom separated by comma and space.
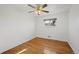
47, 36, 51, 38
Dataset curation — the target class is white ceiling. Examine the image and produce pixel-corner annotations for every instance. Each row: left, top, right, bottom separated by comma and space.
0, 4, 71, 16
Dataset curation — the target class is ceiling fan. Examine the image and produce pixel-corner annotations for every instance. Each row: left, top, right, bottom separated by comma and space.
28, 4, 49, 15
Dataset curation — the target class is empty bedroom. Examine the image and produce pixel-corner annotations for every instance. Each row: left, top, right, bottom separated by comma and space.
0, 4, 79, 54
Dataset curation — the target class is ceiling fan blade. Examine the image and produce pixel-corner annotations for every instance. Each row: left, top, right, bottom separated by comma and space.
42, 4, 47, 8
28, 4, 35, 8
42, 10, 49, 13
28, 11, 34, 13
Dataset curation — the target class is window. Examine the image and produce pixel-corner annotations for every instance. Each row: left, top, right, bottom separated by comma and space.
44, 18, 57, 26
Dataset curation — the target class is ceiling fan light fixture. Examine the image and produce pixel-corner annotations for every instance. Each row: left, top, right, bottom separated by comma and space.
35, 10, 42, 15
28, 4, 49, 15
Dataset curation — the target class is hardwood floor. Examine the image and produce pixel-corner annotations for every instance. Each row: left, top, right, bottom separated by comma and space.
2, 37, 74, 54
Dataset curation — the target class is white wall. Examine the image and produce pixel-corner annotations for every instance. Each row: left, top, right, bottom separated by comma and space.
69, 5, 79, 53
36, 11, 69, 41
0, 5, 36, 53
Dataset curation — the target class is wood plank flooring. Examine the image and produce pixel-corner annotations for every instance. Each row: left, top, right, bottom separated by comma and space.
2, 37, 74, 54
